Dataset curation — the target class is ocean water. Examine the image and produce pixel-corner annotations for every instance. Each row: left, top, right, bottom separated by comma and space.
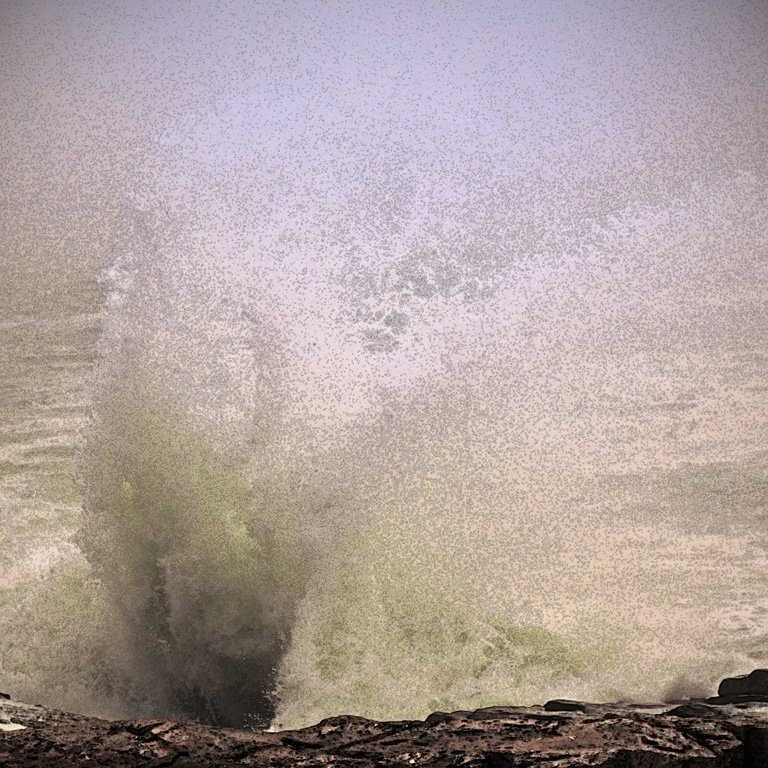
1, 170, 768, 731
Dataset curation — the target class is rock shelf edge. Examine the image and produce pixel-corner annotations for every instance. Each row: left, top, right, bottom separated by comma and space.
3, 670, 768, 766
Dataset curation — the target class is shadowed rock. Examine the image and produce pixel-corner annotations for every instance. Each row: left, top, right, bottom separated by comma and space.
0, 696, 762, 767
544, 699, 587, 712
4, 671, 768, 766
665, 702, 725, 718
720, 670, 768, 698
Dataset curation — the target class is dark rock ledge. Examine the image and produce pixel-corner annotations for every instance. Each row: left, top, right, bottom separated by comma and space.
3, 671, 768, 767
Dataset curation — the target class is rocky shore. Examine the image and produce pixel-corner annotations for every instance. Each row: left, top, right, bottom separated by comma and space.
3, 672, 768, 766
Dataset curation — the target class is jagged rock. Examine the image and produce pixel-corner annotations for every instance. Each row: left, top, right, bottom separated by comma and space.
0, 695, 761, 767
5, 672, 768, 766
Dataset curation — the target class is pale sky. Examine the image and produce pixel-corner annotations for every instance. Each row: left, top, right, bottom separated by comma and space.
3, 0, 766, 219
2, 0, 767, 411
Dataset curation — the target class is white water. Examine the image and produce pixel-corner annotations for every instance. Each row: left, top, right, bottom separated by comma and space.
2, 169, 768, 729
2, 0, 768, 731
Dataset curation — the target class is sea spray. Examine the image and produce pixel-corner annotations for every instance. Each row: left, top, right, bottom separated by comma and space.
75, 174, 768, 726
4, 0, 768, 732
71, 211, 609, 727
73, 224, 341, 726
268, 382, 733, 728
2, 171, 764, 726
78, 389, 302, 725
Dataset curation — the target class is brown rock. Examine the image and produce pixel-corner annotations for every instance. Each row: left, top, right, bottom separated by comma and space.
0, 696, 758, 767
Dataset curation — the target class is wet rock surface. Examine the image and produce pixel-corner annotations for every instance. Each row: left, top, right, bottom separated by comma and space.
3, 684, 768, 766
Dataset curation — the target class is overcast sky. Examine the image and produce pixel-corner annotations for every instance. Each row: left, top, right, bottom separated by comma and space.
2, 0, 767, 397
3, 0, 766, 218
